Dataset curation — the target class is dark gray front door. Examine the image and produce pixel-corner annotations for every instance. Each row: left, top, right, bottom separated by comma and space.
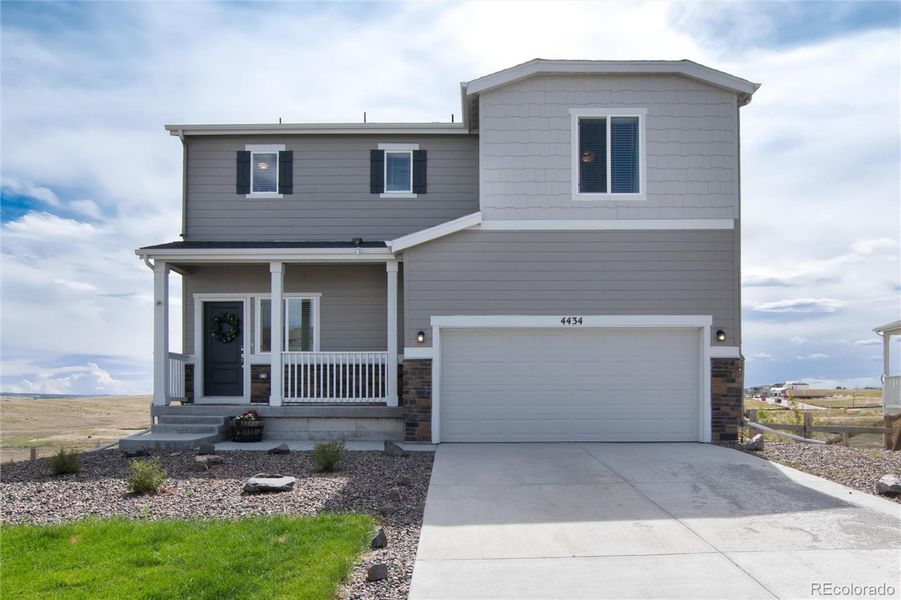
203, 301, 244, 397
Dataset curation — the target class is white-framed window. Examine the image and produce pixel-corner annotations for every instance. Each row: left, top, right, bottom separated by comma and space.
246, 144, 285, 198
255, 294, 321, 353
570, 108, 646, 200
378, 143, 418, 197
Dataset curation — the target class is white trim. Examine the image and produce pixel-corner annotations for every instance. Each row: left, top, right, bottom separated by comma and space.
245, 144, 286, 153
378, 143, 419, 151
463, 59, 760, 100
168, 123, 470, 136
255, 294, 322, 354
152, 262, 169, 406
403, 346, 434, 360
193, 294, 252, 404
388, 211, 482, 252
384, 149, 413, 194
480, 219, 735, 231
710, 345, 741, 358
245, 192, 283, 199
386, 260, 399, 406
246, 144, 284, 196
380, 192, 418, 199
430, 315, 713, 329
428, 314, 714, 444
135, 247, 394, 263
570, 108, 647, 202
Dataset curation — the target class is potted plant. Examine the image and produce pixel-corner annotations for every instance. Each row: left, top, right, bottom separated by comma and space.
231, 410, 264, 442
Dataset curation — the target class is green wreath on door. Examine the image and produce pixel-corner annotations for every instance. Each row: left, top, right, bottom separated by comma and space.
210, 312, 240, 344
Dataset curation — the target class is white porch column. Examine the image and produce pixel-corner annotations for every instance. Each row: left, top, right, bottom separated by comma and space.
270, 262, 284, 406
386, 260, 399, 406
152, 261, 170, 406
884, 333, 892, 380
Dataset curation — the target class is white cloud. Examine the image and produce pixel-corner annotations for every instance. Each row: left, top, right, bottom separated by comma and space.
751, 298, 844, 314
4, 362, 132, 396
796, 353, 829, 360
748, 352, 775, 361
790, 336, 807, 344
854, 338, 881, 346
1, 177, 60, 207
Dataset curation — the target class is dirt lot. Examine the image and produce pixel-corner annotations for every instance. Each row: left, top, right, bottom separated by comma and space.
0, 396, 150, 462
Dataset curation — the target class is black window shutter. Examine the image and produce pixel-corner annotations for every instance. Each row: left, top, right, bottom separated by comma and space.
412, 150, 427, 194
236, 151, 251, 194
370, 150, 384, 193
278, 150, 293, 194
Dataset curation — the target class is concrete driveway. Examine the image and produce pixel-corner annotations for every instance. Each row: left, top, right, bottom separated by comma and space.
409, 443, 900, 599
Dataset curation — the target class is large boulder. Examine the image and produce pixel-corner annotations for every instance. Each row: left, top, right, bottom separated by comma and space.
741, 434, 765, 452
383, 441, 408, 457
267, 443, 290, 455
876, 474, 901, 496
367, 563, 388, 582
243, 473, 296, 494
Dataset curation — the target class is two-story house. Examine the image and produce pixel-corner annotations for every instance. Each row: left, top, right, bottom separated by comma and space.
128, 59, 759, 451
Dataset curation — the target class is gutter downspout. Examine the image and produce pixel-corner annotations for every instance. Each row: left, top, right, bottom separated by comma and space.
177, 129, 187, 239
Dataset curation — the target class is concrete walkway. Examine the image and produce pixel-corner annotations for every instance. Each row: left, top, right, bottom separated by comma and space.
409, 443, 900, 599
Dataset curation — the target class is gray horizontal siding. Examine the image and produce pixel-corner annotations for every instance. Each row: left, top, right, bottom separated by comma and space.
182, 264, 402, 355
403, 229, 739, 347
478, 74, 740, 220
184, 135, 478, 241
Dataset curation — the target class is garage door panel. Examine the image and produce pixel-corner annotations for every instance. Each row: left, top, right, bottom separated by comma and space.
440, 328, 701, 442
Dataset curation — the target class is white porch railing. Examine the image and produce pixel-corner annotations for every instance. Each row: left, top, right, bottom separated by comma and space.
283, 351, 388, 402
168, 352, 190, 402
885, 375, 901, 415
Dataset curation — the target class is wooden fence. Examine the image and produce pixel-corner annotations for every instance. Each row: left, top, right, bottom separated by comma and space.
746, 410, 901, 450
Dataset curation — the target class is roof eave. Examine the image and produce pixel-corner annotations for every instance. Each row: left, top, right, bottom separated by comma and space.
164, 123, 472, 137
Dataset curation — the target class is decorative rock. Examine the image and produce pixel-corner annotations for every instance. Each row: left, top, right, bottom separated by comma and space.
267, 443, 290, 455
242, 473, 296, 494
366, 563, 388, 582
741, 433, 765, 452
370, 527, 387, 549
195, 454, 223, 466
383, 441, 408, 457
395, 475, 413, 487
378, 501, 397, 516
387, 487, 403, 503
123, 449, 150, 458
197, 441, 216, 455
876, 474, 901, 496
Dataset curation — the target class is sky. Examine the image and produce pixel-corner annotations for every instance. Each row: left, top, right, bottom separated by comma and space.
1, 0, 899, 395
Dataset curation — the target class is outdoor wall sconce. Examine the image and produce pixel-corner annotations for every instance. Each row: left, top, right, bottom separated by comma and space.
417, 330, 426, 344
716, 330, 727, 342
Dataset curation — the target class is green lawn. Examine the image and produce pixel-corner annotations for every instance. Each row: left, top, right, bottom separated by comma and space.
1, 514, 375, 600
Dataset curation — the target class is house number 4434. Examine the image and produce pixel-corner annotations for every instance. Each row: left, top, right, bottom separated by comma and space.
560, 316, 583, 325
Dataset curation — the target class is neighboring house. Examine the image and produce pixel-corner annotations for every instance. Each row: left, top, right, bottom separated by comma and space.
131, 59, 758, 449
875, 320, 901, 415
785, 381, 810, 391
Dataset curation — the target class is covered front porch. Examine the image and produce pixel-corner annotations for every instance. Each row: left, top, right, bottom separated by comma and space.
142, 242, 401, 409
875, 319, 901, 416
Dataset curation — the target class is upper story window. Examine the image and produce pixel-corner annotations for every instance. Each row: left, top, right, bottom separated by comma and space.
371, 143, 426, 198
385, 151, 413, 193
236, 144, 293, 198
570, 108, 646, 200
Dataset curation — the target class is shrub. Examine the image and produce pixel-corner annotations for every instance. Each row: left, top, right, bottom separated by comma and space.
128, 457, 167, 495
312, 439, 345, 472
49, 448, 80, 475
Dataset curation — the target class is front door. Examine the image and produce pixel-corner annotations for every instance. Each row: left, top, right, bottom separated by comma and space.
203, 301, 244, 397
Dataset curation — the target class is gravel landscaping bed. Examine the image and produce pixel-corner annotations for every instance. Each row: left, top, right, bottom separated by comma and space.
1, 449, 434, 599
735, 442, 901, 503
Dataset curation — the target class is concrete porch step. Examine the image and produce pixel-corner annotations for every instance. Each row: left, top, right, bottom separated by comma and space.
157, 415, 229, 426
119, 431, 222, 452
152, 424, 227, 434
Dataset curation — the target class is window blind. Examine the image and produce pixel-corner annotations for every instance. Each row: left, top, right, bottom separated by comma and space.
578, 118, 607, 193
611, 117, 639, 193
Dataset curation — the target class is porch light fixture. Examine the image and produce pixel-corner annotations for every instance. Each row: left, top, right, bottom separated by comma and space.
417, 330, 425, 344
716, 330, 727, 342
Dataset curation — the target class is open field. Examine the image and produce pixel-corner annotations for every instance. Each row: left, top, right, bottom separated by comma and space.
0, 396, 150, 462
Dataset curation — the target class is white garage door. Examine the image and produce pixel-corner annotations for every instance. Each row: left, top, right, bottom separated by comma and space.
440, 328, 701, 442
